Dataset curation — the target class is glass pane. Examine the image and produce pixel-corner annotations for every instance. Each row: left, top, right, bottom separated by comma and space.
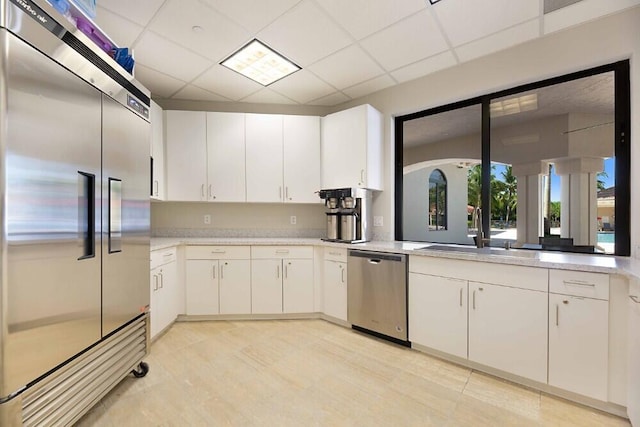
489, 72, 615, 253
402, 104, 481, 244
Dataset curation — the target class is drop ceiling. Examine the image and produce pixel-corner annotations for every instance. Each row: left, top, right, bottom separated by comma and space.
94, 0, 640, 107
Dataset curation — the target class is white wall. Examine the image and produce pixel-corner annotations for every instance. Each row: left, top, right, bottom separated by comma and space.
334, 7, 640, 257
403, 164, 470, 244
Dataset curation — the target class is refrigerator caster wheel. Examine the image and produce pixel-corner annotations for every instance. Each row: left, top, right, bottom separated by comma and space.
131, 362, 149, 378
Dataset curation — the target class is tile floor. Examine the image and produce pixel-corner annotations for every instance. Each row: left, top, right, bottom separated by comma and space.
77, 319, 630, 426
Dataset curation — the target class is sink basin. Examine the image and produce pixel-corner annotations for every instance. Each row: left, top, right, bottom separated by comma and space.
418, 244, 538, 259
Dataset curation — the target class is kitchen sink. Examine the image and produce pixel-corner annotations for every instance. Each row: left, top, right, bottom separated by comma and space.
418, 244, 538, 259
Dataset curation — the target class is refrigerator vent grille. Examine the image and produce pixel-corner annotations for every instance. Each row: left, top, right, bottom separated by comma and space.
20, 315, 148, 427
61, 31, 150, 107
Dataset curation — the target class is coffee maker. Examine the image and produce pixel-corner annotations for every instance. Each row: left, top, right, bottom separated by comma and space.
319, 188, 372, 243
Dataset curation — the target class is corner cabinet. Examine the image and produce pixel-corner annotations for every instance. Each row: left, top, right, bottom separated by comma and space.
150, 100, 165, 200
165, 110, 208, 201
321, 104, 383, 190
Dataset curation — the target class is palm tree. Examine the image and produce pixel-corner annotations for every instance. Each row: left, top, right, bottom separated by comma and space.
597, 170, 609, 192
500, 166, 517, 226
467, 164, 482, 209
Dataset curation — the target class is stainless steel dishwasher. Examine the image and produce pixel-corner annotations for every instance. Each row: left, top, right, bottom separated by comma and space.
348, 250, 408, 344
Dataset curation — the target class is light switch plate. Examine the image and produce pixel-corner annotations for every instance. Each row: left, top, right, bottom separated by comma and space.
373, 216, 383, 227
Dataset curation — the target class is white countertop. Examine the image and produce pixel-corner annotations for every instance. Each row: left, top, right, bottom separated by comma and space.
151, 237, 640, 279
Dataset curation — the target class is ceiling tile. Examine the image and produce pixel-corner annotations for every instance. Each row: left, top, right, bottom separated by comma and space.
544, 0, 640, 34
316, 0, 426, 40
240, 88, 299, 104
134, 64, 186, 99
269, 70, 336, 104
94, 7, 143, 47
134, 32, 214, 82
257, 0, 353, 67
148, 0, 250, 62
455, 19, 540, 63
343, 75, 395, 99
308, 92, 351, 106
433, 0, 539, 47
308, 45, 385, 90
390, 51, 457, 83
200, 0, 302, 33
172, 85, 230, 102
97, 0, 165, 27
360, 10, 448, 71
193, 65, 263, 100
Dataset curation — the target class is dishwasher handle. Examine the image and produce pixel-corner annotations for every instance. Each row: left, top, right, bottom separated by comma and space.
348, 250, 405, 263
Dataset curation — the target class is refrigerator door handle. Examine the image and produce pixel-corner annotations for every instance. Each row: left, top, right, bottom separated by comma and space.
108, 178, 123, 253
78, 171, 96, 260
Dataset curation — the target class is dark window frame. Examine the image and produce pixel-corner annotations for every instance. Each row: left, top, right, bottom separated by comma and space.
395, 60, 631, 256
428, 169, 448, 231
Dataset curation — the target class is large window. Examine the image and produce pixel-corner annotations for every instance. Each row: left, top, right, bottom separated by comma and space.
429, 169, 447, 231
395, 60, 630, 256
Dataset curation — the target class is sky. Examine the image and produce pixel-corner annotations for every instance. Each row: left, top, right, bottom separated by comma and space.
492, 157, 615, 202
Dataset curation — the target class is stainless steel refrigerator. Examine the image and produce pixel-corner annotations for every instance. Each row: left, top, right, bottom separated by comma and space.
0, 0, 151, 425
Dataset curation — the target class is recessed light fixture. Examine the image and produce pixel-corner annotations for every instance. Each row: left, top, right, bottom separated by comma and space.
192, 25, 204, 34
490, 94, 538, 118
220, 39, 300, 86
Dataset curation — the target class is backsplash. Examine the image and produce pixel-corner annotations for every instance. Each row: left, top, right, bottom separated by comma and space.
152, 227, 325, 238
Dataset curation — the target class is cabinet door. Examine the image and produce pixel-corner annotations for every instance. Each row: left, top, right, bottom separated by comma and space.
207, 112, 246, 202
323, 260, 347, 321
150, 101, 165, 200
245, 114, 283, 202
219, 259, 251, 314
283, 259, 314, 313
165, 111, 207, 201
186, 260, 219, 315
161, 260, 179, 322
468, 282, 547, 383
283, 115, 320, 203
150, 269, 161, 338
409, 273, 467, 359
629, 279, 640, 426
321, 106, 367, 189
549, 294, 608, 400
251, 259, 283, 313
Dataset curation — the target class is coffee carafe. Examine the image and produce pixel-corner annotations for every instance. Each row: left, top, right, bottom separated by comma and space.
319, 188, 372, 243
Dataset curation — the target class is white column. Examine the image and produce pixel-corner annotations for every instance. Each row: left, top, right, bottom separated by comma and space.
513, 162, 548, 246
555, 157, 603, 246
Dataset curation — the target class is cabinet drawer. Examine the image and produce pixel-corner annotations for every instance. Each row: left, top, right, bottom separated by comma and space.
186, 245, 250, 260
151, 247, 177, 269
549, 269, 609, 300
251, 246, 313, 259
324, 247, 347, 262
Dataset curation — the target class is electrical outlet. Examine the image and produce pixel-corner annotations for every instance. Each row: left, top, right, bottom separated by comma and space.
203, 214, 211, 225
374, 216, 383, 227
290, 216, 297, 225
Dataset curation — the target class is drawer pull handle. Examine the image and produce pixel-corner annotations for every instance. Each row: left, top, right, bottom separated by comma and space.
211, 250, 226, 254
329, 251, 342, 256
276, 250, 289, 254
459, 288, 463, 307
630, 295, 640, 304
563, 280, 596, 287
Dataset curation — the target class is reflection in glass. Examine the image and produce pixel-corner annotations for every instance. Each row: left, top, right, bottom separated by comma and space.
428, 169, 447, 231
402, 104, 481, 244
489, 72, 614, 253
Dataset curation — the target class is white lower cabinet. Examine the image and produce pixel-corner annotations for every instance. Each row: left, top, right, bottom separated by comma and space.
185, 246, 251, 315
150, 248, 178, 339
251, 246, 314, 314
468, 281, 548, 384
409, 273, 467, 359
548, 293, 608, 400
323, 248, 348, 322
628, 278, 640, 425
548, 270, 610, 401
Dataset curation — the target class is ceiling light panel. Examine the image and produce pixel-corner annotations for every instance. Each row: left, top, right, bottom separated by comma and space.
490, 94, 538, 117
221, 39, 300, 86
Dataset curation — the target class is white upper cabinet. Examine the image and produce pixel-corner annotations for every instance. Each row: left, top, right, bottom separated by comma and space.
283, 115, 321, 203
207, 112, 246, 202
150, 100, 165, 200
321, 104, 383, 190
165, 111, 207, 201
245, 114, 284, 202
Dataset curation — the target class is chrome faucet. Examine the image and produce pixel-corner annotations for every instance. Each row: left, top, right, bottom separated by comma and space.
474, 207, 490, 248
